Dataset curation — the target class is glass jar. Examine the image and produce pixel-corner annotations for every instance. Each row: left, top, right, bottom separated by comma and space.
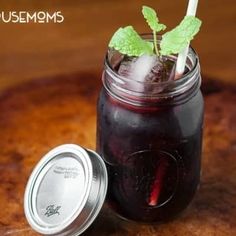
96, 37, 204, 223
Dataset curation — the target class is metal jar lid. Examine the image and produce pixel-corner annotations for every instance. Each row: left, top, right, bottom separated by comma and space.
24, 144, 108, 235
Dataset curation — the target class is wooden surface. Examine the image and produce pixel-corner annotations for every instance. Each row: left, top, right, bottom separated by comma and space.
0, 74, 235, 236
0, 1, 235, 236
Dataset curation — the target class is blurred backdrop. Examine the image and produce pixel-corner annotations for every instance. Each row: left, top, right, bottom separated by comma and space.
0, 0, 235, 91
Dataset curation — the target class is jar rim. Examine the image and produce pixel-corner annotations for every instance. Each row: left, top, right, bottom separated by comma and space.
104, 33, 199, 87
103, 33, 201, 106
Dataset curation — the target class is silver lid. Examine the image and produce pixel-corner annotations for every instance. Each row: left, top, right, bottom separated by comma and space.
24, 144, 108, 235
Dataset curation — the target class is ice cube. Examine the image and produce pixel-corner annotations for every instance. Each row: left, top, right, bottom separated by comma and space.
117, 55, 176, 93
117, 56, 137, 78
118, 55, 157, 82
145, 58, 176, 83
118, 55, 176, 83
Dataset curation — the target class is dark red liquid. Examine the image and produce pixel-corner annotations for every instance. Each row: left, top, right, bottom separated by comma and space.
97, 85, 203, 222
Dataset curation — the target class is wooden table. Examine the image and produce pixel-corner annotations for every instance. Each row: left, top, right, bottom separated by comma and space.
0, 1, 235, 235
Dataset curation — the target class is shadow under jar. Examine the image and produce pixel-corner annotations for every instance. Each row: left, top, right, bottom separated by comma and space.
96, 36, 204, 223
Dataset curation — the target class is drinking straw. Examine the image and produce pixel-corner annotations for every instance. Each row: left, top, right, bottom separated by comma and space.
175, 0, 199, 77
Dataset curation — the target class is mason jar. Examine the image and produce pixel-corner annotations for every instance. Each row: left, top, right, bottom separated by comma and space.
96, 36, 204, 222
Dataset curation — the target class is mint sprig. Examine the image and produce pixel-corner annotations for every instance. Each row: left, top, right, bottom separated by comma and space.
142, 6, 166, 55
108, 6, 202, 57
109, 26, 154, 57
160, 16, 202, 56
142, 6, 166, 32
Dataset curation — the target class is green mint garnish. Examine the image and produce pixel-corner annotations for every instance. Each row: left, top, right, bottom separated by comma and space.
142, 6, 166, 32
142, 6, 166, 55
108, 26, 154, 57
160, 16, 202, 56
108, 6, 202, 57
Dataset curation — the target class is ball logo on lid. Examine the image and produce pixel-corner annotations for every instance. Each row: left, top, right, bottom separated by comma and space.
45, 205, 61, 217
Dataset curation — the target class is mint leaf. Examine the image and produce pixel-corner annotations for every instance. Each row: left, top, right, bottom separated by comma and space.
142, 6, 166, 55
109, 26, 154, 56
160, 16, 202, 56
142, 6, 166, 32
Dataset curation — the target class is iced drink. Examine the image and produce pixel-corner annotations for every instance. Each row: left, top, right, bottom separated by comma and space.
97, 6, 203, 222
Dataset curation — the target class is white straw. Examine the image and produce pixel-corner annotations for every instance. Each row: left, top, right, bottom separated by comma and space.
175, 0, 199, 76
